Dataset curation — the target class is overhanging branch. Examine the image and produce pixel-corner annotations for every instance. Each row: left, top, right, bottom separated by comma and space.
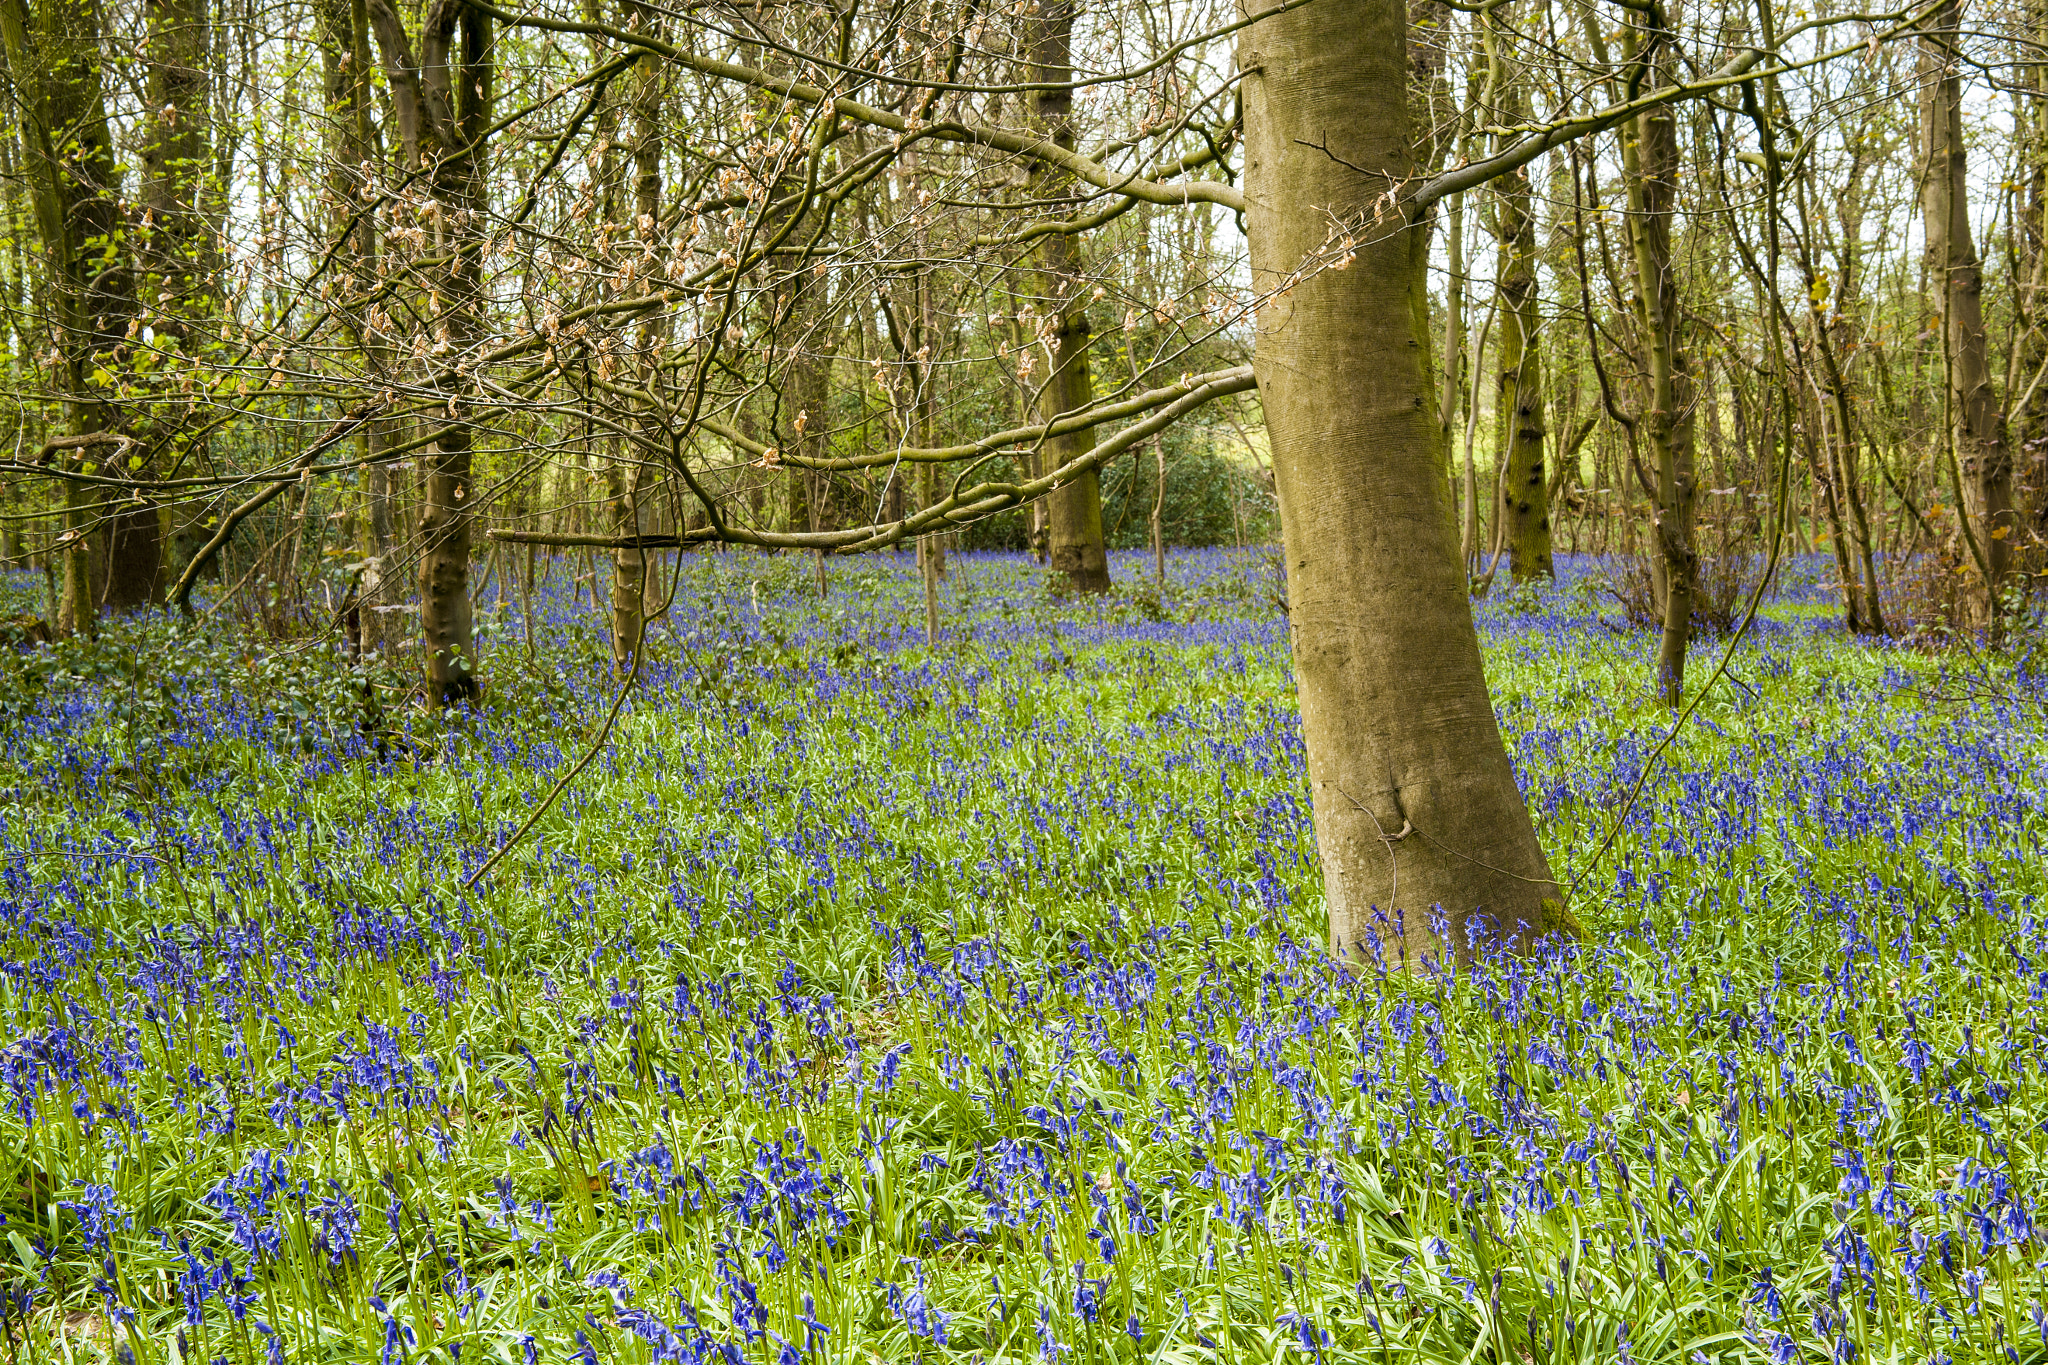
489, 366, 1258, 554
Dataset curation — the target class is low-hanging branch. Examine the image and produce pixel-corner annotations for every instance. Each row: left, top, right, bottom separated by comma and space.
694, 366, 1255, 471
489, 365, 1257, 554
168, 403, 386, 613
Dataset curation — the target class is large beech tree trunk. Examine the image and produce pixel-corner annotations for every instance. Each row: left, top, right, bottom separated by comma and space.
1028, 0, 1110, 594
1241, 0, 1567, 963
1922, 0, 2016, 620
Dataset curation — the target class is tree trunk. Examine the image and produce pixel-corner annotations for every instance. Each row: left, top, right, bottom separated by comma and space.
121, 0, 213, 613
422, 4, 488, 701
0, 0, 135, 635
320, 0, 398, 654
368, 0, 491, 701
57, 476, 95, 637
1150, 438, 1167, 583
1492, 62, 1552, 579
1921, 0, 2015, 623
1029, 0, 1110, 593
607, 24, 663, 674
1241, 0, 1568, 964
1442, 191, 1474, 568
2020, 0, 2048, 542
606, 457, 649, 671
1621, 22, 1697, 706
359, 452, 397, 652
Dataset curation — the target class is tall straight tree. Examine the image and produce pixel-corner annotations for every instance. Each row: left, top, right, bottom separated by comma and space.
1920, 0, 2015, 620
319, 0, 399, 654
1491, 21, 1553, 579
1621, 12, 1699, 705
1241, 0, 1568, 962
0, 0, 135, 633
1028, 0, 1111, 594
604, 5, 663, 674
1793, 128, 1885, 635
125, 0, 213, 610
2020, 0, 2048, 538
367, 0, 493, 701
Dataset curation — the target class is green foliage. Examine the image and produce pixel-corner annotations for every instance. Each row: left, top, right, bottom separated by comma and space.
958, 434, 1273, 553
1099, 435, 1272, 551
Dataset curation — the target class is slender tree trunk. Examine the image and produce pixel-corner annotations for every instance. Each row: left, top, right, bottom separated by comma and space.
1492, 55, 1552, 579
422, 5, 488, 701
57, 475, 95, 637
1622, 21, 1697, 706
607, 26, 663, 674
319, 0, 398, 654
370, 0, 491, 701
1029, 0, 1110, 593
786, 465, 811, 534
1921, 0, 2015, 624
1789, 138, 1887, 634
1242, 0, 1568, 964
605, 457, 649, 670
1150, 439, 1167, 583
359, 453, 395, 649
2016, 0, 2048, 543
1, 0, 134, 635
915, 255, 944, 633
1816, 367, 1884, 632
119, 0, 214, 612
1441, 191, 1473, 566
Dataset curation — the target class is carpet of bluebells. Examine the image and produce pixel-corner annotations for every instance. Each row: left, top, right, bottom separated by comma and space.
1, 547, 2045, 1365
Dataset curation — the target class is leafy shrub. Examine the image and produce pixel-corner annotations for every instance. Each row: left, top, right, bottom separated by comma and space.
957, 439, 1276, 552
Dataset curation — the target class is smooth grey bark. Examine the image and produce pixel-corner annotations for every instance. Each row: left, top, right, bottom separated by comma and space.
1241, 0, 1568, 963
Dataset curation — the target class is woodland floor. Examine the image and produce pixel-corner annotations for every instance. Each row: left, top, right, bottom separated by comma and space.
0, 548, 2042, 1364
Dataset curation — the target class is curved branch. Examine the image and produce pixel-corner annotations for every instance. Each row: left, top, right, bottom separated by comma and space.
465, 0, 1246, 213
699, 366, 1255, 471
490, 367, 1259, 553
169, 406, 382, 614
